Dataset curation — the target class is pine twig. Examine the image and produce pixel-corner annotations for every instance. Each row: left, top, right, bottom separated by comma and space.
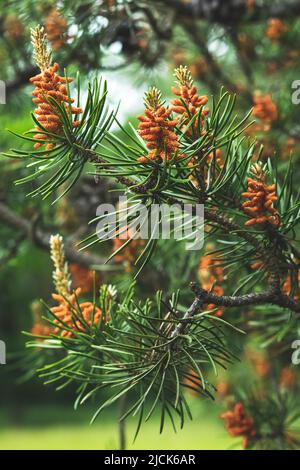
0, 201, 107, 268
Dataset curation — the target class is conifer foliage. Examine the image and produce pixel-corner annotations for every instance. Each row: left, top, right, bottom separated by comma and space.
2, 4, 300, 450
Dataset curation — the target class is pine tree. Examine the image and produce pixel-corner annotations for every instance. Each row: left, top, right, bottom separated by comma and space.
1, 1, 300, 451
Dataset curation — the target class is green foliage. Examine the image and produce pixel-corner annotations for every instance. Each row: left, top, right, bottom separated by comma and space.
4, 77, 114, 201
79, 90, 258, 275
25, 285, 239, 435
2, 0, 300, 451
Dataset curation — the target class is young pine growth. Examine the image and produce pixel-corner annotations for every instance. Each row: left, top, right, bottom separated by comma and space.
241, 163, 280, 227
30, 26, 82, 151
171, 65, 209, 136
137, 87, 181, 163
49, 235, 103, 338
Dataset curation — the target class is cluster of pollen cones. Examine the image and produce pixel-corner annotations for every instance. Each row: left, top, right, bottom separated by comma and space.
30, 62, 82, 151
242, 176, 280, 226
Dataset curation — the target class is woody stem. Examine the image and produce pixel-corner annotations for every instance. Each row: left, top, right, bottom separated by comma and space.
118, 393, 127, 451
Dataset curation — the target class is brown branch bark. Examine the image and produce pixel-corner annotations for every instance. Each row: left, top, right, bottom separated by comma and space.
171, 280, 300, 342
192, 283, 300, 312
0, 201, 107, 268
163, 0, 300, 24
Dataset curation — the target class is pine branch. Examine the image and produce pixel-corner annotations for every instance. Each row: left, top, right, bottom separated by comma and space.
88, 148, 299, 318
170, 279, 300, 348
192, 284, 300, 314
163, 0, 300, 24
6, 57, 300, 318
87, 149, 160, 194
204, 209, 281, 290
0, 201, 106, 268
